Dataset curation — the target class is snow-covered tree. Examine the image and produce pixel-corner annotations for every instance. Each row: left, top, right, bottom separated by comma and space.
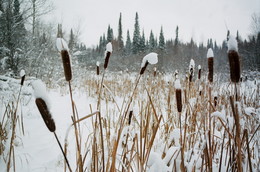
132, 12, 141, 54
107, 25, 113, 42
149, 30, 156, 51
159, 26, 165, 50
68, 29, 75, 51
139, 30, 146, 53
125, 30, 132, 55
117, 13, 124, 51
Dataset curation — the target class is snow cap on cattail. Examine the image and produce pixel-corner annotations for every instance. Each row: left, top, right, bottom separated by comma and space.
140, 52, 158, 75
56, 38, 69, 52
153, 67, 157, 77
104, 42, 113, 69
227, 35, 240, 83
207, 48, 214, 82
32, 80, 56, 132
175, 79, 182, 112
189, 59, 195, 82
20, 69, 25, 85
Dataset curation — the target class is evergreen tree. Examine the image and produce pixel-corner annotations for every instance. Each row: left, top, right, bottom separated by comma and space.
139, 30, 146, 53
125, 30, 132, 55
68, 29, 75, 51
159, 26, 165, 50
117, 13, 124, 50
149, 30, 155, 51
132, 12, 141, 54
174, 26, 179, 46
107, 25, 113, 42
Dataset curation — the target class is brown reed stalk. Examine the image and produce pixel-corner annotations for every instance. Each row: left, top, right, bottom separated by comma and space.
244, 129, 253, 172
228, 50, 240, 83
61, 50, 72, 81
230, 96, 242, 172
208, 57, 214, 82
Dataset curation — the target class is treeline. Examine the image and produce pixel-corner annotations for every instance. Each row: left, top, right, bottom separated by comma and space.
78, 12, 259, 74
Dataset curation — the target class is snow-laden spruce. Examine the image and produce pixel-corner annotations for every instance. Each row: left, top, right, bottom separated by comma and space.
20, 69, 25, 77
106, 42, 113, 53
141, 52, 158, 67
227, 35, 238, 52
56, 38, 69, 52
207, 48, 214, 58
31, 80, 51, 108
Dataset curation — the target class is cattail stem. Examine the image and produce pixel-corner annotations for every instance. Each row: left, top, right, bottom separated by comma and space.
54, 132, 72, 172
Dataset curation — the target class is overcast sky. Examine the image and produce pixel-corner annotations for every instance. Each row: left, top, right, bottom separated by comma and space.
49, 0, 260, 48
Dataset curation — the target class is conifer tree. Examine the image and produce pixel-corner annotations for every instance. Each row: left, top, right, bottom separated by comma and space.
107, 25, 113, 42
149, 30, 155, 51
125, 30, 132, 55
68, 29, 75, 51
139, 30, 146, 52
118, 13, 124, 50
132, 12, 141, 54
159, 26, 165, 50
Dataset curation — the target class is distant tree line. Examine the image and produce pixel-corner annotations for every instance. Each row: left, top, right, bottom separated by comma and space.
78, 12, 259, 74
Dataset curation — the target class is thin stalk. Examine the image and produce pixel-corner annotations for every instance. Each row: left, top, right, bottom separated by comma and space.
54, 132, 72, 172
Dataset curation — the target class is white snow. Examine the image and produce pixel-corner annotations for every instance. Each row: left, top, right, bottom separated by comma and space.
207, 48, 214, 58
31, 80, 51, 108
96, 61, 100, 66
198, 65, 201, 70
245, 107, 256, 116
56, 38, 69, 52
227, 35, 238, 51
106, 42, 113, 53
211, 111, 226, 122
20, 69, 25, 77
141, 52, 158, 67
189, 59, 195, 69
175, 79, 181, 89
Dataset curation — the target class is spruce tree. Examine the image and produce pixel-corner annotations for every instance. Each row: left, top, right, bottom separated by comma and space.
107, 25, 113, 42
149, 30, 155, 51
118, 13, 124, 50
139, 30, 146, 53
159, 26, 165, 50
68, 29, 75, 51
175, 26, 179, 46
125, 30, 132, 55
132, 12, 141, 54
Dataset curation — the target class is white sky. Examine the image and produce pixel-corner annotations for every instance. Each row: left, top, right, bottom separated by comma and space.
48, 0, 260, 48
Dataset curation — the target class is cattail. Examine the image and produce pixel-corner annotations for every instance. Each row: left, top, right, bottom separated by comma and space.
227, 35, 240, 83
20, 69, 25, 85
189, 59, 195, 82
32, 80, 56, 132
153, 67, 157, 77
104, 42, 113, 69
35, 98, 56, 132
207, 48, 214, 82
140, 52, 158, 75
61, 50, 72, 81
198, 65, 201, 80
96, 61, 100, 75
214, 96, 218, 107
128, 110, 133, 125
175, 79, 182, 112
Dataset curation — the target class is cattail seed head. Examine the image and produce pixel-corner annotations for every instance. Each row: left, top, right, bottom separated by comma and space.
128, 111, 133, 125
35, 98, 56, 132
61, 50, 72, 81
153, 67, 157, 77
20, 69, 25, 85
214, 96, 218, 107
140, 61, 149, 75
176, 89, 182, 112
228, 50, 240, 83
208, 57, 214, 82
104, 51, 111, 69
198, 65, 201, 80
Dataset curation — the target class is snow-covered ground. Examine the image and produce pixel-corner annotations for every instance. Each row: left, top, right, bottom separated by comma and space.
0, 71, 259, 172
